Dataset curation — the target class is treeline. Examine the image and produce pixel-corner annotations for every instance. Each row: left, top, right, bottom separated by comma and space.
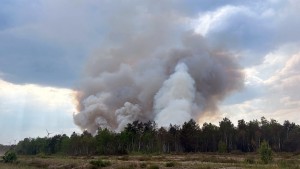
15, 117, 300, 156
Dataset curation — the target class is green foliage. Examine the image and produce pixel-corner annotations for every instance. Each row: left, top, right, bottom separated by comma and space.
180, 119, 200, 152
259, 140, 273, 164
12, 118, 300, 156
165, 161, 175, 167
2, 151, 17, 163
89, 159, 111, 168
218, 141, 227, 153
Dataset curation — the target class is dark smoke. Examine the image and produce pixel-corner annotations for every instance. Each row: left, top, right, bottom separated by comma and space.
73, 2, 244, 133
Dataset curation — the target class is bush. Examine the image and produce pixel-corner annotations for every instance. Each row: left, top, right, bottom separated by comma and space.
165, 162, 175, 167
2, 151, 17, 163
259, 140, 273, 164
218, 141, 227, 153
89, 159, 111, 168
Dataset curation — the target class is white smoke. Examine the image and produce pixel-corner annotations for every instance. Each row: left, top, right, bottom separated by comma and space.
154, 63, 196, 127
73, 2, 244, 133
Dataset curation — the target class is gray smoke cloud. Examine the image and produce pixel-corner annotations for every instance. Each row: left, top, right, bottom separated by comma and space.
73, 2, 244, 133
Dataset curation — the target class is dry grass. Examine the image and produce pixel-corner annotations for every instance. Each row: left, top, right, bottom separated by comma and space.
0, 153, 299, 169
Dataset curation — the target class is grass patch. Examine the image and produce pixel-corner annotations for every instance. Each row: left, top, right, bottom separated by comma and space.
140, 163, 148, 168
89, 159, 111, 168
117, 155, 129, 161
27, 160, 49, 168
278, 159, 300, 169
0, 163, 39, 169
201, 156, 238, 163
139, 156, 152, 161
116, 163, 138, 169
244, 156, 255, 164
148, 164, 159, 169
195, 164, 213, 169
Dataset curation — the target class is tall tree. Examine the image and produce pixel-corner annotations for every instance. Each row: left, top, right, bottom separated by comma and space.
201, 122, 219, 152
219, 117, 235, 152
180, 119, 200, 152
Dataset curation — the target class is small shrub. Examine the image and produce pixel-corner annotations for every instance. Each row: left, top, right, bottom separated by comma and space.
218, 141, 227, 153
148, 164, 159, 169
259, 140, 273, 164
165, 162, 175, 167
89, 159, 111, 168
139, 156, 151, 161
140, 163, 147, 168
2, 151, 17, 163
244, 157, 255, 164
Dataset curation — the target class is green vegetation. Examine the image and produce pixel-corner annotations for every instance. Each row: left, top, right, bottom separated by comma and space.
259, 140, 273, 164
218, 141, 227, 153
2, 151, 17, 163
89, 159, 111, 168
12, 117, 300, 156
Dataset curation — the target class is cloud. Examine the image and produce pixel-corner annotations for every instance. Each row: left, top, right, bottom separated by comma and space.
192, 0, 300, 67
1, 0, 298, 87
219, 45, 300, 125
0, 79, 79, 144
0, 0, 103, 87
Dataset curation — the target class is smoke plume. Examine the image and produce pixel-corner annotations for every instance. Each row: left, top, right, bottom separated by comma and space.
73, 2, 244, 133
154, 62, 196, 127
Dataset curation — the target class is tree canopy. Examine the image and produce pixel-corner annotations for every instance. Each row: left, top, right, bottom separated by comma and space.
14, 117, 300, 156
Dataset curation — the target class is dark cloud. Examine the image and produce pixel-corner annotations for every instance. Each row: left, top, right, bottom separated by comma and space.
0, 0, 294, 87
0, 33, 84, 87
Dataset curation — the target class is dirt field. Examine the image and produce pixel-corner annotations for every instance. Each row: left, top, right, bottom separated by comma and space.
1, 153, 300, 169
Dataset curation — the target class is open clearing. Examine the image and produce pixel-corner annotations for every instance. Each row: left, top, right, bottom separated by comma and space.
1, 153, 300, 169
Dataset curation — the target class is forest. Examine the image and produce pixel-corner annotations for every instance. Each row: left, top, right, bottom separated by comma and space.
11, 117, 300, 156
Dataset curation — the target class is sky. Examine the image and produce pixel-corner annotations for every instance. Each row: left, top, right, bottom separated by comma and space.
1, 0, 300, 144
